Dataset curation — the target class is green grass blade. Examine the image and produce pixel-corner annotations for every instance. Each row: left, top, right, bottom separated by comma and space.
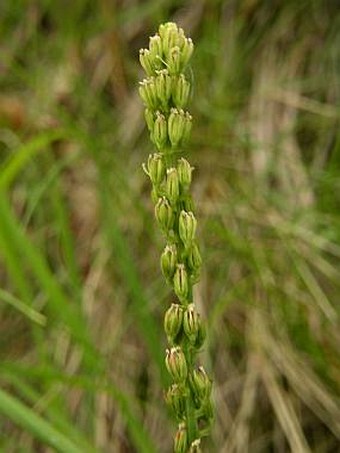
50, 180, 83, 293
0, 288, 46, 325
0, 219, 34, 304
98, 171, 167, 385
1, 364, 157, 453
0, 194, 98, 369
0, 129, 69, 190
0, 387, 92, 453
1, 371, 97, 451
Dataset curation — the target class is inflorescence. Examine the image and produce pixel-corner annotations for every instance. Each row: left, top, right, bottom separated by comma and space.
138, 22, 213, 453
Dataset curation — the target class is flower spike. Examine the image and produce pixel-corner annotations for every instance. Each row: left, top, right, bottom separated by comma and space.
139, 22, 213, 450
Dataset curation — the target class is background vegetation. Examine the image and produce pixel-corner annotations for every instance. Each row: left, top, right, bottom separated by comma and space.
1, 1, 340, 451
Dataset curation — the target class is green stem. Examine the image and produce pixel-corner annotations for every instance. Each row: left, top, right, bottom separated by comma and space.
185, 391, 197, 444
164, 147, 176, 168
183, 347, 198, 445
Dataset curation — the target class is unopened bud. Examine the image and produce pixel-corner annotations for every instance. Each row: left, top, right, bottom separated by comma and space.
139, 78, 158, 110
173, 264, 189, 302
181, 37, 194, 68
165, 167, 180, 204
144, 108, 154, 132
179, 210, 197, 248
167, 46, 181, 75
146, 153, 165, 186
159, 22, 179, 57
177, 157, 193, 189
168, 108, 185, 148
174, 423, 188, 453
176, 27, 186, 50
189, 366, 212, 401
165, 347, 188, 382
165, 384, 186, 419
139, 49, 154, 76
155, 197, 174, 232
195, 322, 206, 350
164, 303, 183, 344
173, 74, 190, 108
204, 399, 214, 419
189, 439, 202, 453
160, 244, 177, 281
182, 111, 193, 145
184, 196, 195, 212
149, 35, 163, 61
155, 69, 172, 106
183, 304, 200, 344
152, 112, 167, 150
187, 242, 202, 282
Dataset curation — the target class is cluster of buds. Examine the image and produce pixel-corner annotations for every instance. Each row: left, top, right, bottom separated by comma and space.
139, 22, 212, 451
139, 23, 193, 78
139, 22, 193, 150
144, 152, 194, 201
164, 303, 206, 348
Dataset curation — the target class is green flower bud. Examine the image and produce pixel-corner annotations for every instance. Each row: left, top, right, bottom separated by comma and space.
182, 111, 193, 145
139, 78, 158, 110
144, 108, 154, 132
173, 74, 190, 109
203, 399, 214, 420
149, 35, 163, 61
179, 210, 197, 248
145, 153, 165, 186
164, 303, 183, 344
189, 439, 202, 453
187, 242, 202, 282
165, 347, 188, 382
181, 37, 194, 68
165, 384, 186, 419
167, 46, 181, 75
155, 69, 172, 106
139, 49, 155, 76
173, 264, 189, 302
168, 108, 185, 148
176, 27, 186, 51
139, 80, 151, 106
183, 304, 201, 344
160, 244, 177, 281
184, 195, 195, 212
195, 322, 206, 350
189, 366, 212, 401
177, 157, 193, 189
152, 112, 167, 150
159, 22, 180, 58
155, 197, 174, 232
174, 423, 188, 453
165, 167, 180, 204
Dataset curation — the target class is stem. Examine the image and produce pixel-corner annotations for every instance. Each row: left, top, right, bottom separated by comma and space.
185, 389, 197, 444
184, 341, 198, 444
164, 147, 177, 168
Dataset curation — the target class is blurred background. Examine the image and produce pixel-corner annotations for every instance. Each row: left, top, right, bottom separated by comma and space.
1, 1, 340, 452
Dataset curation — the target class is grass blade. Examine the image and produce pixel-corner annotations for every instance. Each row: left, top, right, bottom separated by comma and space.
0, 387, 92, 453
0, 129, 69, 190
0, 288, 46, 325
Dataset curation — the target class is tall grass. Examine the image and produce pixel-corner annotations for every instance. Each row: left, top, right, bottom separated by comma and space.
1, 1, 339, 451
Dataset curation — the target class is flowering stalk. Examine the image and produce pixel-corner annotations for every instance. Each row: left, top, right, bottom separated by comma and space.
139, 23, 213, 452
